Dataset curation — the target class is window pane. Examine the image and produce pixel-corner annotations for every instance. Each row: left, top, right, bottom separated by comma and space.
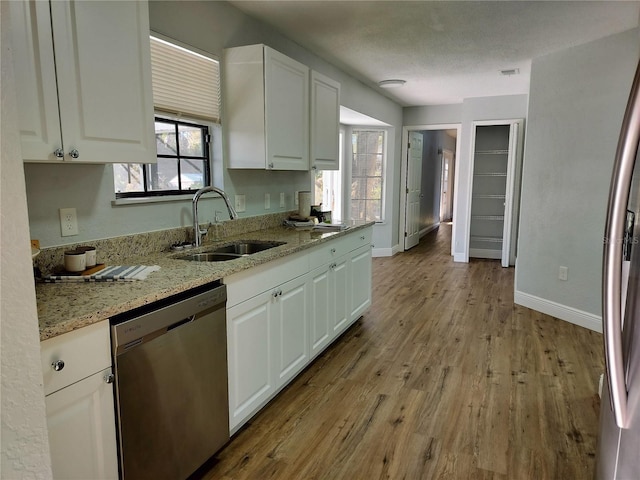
178, 125, 204, 157
113, 163, 144, 193
351, 178, 366, 200
367, 132, 383, 153
351, 199, 364, 221
366, 154, 382, 176
352, 154, 368, 177
155, 121, 177, 155
367, 177, 381, 200
146, 159, 178, 191
177, 159, 206, 190
367, 199, 382, 221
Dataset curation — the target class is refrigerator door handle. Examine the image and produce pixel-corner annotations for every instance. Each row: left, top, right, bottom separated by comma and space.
603, 59, 640, 430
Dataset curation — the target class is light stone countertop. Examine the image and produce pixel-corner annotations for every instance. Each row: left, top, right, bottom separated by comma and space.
37, 223, 373, 341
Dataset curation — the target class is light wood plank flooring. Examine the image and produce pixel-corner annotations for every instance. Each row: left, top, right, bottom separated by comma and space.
196, 223, 604, 479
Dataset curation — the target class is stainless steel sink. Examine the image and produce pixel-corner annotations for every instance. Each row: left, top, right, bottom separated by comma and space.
182, 252, 243, 262
211, 241, 285, 255
177, 241, 285, 262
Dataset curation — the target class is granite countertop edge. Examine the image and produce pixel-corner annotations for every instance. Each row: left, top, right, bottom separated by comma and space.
37, 223, 374, 341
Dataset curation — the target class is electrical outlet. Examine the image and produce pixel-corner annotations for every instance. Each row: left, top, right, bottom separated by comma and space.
280, 192, 285, 208
558, 266, 568, 281
59, 208, 78, 236
264, 193, 271, 210
234, 194, 246, 213
294, 191, 299, 206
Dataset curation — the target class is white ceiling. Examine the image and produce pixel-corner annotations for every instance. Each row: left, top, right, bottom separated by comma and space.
228, 1, 640, 107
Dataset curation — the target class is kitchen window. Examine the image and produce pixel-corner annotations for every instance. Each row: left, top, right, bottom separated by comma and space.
351, 129, 386, 222
113, 34, 220, 199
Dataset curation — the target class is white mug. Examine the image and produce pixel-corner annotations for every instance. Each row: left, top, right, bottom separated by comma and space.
64, 250, 86, 272
78, 246, 96, 267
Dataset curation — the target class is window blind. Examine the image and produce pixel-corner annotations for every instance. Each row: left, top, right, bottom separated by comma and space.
150, 35, 221, 123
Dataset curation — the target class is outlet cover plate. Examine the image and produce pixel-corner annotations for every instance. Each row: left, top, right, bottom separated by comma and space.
235, 194, 246, 213
264, 193, 271, 210
59, 208, 78, 236
280, 192, 285, 208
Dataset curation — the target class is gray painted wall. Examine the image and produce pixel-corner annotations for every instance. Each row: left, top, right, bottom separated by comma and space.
24, 0, 403, 249
516, 28, 640, 319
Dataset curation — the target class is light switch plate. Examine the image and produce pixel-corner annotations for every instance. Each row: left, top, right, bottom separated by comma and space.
59, 208, 78, 236
294, 191, 299, 206
234, 194, 246, 213
264, 193, 270, 210
280, 192, 285, 208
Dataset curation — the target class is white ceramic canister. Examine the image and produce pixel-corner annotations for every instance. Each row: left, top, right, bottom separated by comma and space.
77, 246, 96, 267
64, 250, 86, 272
298, 191, 311, 219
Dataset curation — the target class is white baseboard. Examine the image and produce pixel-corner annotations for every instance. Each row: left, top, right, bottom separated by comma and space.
453, 252, 467, 263
469, 248, 501, 260
372, 244, 402, 257
514, 289, 602, 333
419, 223, 440, 238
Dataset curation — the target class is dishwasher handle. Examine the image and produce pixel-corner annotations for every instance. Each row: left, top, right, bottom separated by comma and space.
167, 315, 195, 332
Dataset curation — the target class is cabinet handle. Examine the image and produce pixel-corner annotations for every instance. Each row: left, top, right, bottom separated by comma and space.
69, 149, 79, 159
104, 373, 115, 384
51, 360, 65, 371
311, 165, 317, 170
330, 248, 336, 254
360, 236, 366, 240
268, 162, 274, 169
53, 148, 64, 158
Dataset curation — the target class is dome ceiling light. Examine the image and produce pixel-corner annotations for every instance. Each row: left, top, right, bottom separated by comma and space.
378, 79, 406, 88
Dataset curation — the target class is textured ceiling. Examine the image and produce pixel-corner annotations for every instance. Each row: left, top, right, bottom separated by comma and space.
228, 1, 640, 106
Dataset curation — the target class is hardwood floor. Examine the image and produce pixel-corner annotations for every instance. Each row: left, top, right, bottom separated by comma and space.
197, 224, 604, 479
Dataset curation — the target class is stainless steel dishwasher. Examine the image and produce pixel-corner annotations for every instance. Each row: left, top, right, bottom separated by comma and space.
111, 281, 229, 480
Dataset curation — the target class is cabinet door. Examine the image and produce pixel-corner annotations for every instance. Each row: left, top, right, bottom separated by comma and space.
309, 265, 332, 358
349, 245, 372, 322
310, 71, 340, 170
332, 256, 350, 335
227, 291, 275, 431
8, 0, 63, 162
273, 276, 309, 386
50, 0, 155, 164
45, 368, 118, 480
264, 46, 309, 170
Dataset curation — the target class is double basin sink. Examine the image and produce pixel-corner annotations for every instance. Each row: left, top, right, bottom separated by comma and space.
178, 241, 286, 262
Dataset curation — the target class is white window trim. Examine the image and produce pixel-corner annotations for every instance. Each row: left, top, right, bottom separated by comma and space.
348, 126, 389, 224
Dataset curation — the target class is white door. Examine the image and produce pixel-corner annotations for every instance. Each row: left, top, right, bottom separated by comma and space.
273, 277, 309, 387
501, 122, 520, 268
264, 46, 310, 170
46, 368, 119, 480
227, 292, 274, 430
440, 149, 454, 222
405, 131, 424, 250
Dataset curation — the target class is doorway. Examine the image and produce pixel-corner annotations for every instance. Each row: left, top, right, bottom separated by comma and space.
400, 124, 461, 254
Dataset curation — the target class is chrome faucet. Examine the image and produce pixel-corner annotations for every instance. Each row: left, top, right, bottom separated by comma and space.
192, 186, 238, 247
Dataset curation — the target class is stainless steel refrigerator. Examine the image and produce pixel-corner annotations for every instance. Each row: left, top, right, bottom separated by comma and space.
598, 59, 640, 479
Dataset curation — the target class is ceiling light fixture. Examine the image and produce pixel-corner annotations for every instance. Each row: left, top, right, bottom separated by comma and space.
500, 68, 520, 76
378, 79, 406, 89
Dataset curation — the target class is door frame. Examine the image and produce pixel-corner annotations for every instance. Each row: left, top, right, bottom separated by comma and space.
400, 124, 462, 256
466, 119, 524, 267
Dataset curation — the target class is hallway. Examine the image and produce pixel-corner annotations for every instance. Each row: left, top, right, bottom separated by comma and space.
200, 224, 604, 479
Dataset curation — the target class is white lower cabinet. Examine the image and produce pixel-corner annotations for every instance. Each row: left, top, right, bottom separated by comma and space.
45, 367, 118, 480
226, 227, 373, 433
350, 244, 373, 321
227, 273, 309, 431
40, 321, 118, 480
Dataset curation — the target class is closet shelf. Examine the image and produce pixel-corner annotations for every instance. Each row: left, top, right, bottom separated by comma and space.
470, 236, 503, 243
473, 194, 506, 199
472, 215, 504, 221
475, 149, 509, 155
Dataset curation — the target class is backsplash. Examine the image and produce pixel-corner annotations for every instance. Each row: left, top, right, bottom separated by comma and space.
35, 211, 295, 274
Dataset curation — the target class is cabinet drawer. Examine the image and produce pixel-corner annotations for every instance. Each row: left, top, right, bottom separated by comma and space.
309, 228, 372, 270
41, 321, 111, 396
226, 250, 309, 308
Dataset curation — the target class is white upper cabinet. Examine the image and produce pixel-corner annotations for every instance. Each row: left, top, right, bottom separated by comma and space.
310, 71, 340, 171
224, 44, 310, 170
10, 0, 156, 164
